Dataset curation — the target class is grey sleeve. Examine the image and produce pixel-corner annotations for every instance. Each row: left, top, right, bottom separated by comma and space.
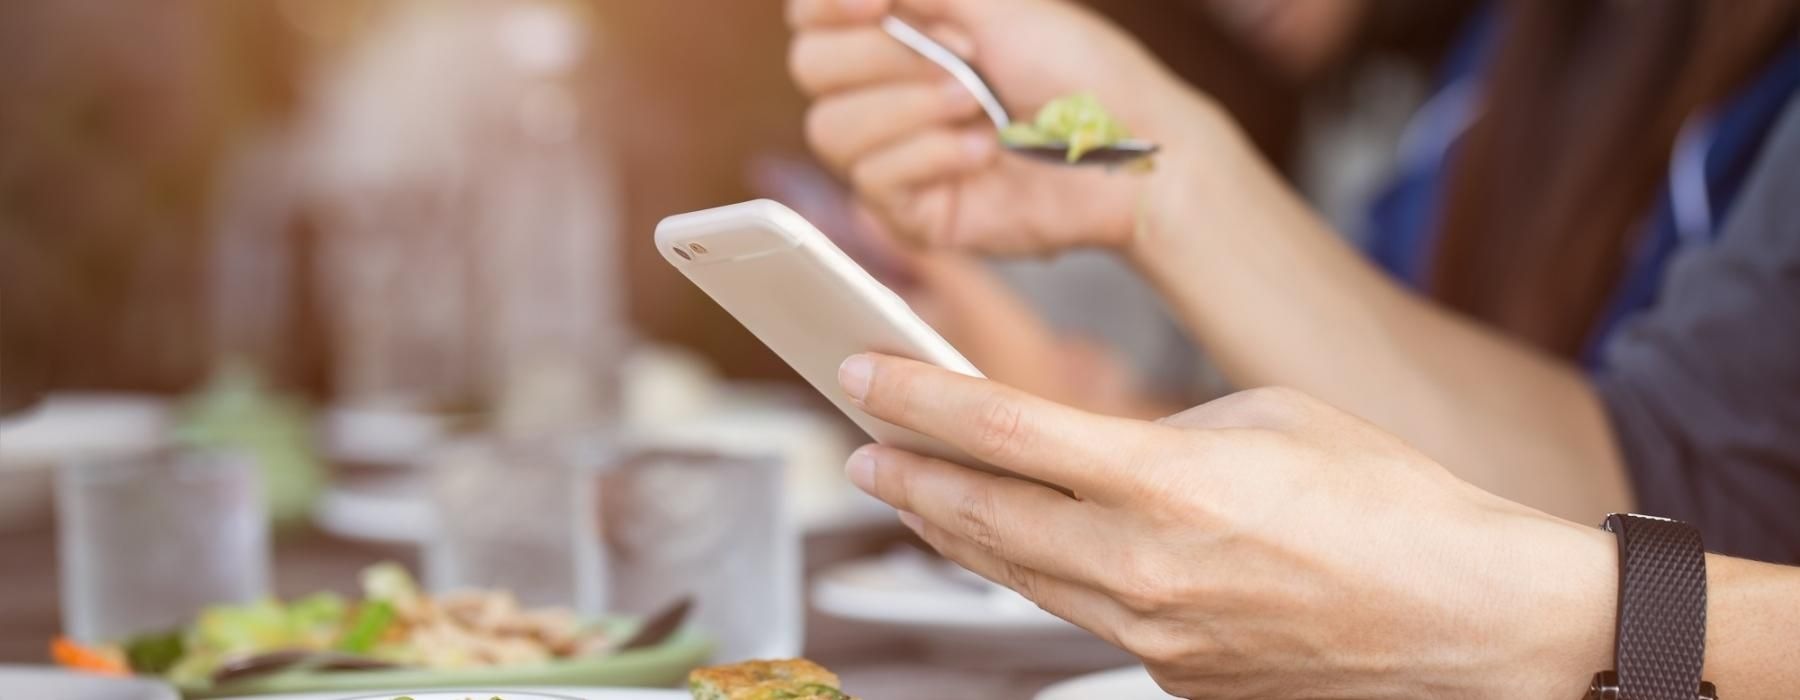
1595, 96, 1800, 564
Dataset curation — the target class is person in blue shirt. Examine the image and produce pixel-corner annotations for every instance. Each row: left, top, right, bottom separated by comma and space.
785, 0, 1800, 561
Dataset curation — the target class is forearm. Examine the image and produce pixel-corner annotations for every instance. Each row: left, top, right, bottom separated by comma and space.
1125, 97, 1632, 521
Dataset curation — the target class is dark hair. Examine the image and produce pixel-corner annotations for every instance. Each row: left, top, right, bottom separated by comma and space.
1428, 0, 1799, 357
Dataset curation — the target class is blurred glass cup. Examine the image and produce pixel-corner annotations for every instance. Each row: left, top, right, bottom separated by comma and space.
56, 445, 270, 642
586, 428, 801, 662
421, 435, 604, 616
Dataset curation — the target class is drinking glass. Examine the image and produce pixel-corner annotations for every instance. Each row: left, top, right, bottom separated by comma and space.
422, 435, 603, 615
587, 433, 800, 661
56, 446, 270, 642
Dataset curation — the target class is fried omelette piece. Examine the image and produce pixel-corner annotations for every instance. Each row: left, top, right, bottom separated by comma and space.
688, 658, 856, 700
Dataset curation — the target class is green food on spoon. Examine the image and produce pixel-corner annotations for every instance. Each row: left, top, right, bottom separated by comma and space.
997, 92, 1130, 163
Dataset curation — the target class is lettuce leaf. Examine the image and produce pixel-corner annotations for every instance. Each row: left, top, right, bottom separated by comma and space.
996, 92, 1129, 162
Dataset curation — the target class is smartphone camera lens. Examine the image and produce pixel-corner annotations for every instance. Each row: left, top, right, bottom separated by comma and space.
688, 243, 708, 255
672, 246, 692, 260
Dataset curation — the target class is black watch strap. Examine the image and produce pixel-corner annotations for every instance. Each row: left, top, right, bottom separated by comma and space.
1587, 513, 1715, 700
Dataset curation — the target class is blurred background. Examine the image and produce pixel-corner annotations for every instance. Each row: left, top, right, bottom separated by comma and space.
0, 0, 1475, 694
0, 0, 1348, 405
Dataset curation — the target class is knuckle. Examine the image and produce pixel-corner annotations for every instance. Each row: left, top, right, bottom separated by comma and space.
953, 488, 1002, 552
1121, 619, 1195, 668
1113, 569, 1173, 615
971, 393, 1029, 463
1113, 436, 1182, 505
1109, 548, 1204, 617
1000, 558, 1040, 601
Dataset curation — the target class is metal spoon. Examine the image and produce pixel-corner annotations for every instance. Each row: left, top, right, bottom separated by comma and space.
879, 16, 1158, 166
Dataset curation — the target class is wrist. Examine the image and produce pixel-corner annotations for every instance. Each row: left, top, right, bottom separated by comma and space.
1119, 93, 1271, 270
1470, 513, 1617, 699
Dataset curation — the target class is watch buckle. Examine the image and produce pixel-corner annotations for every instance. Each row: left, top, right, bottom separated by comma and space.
1585, 672, 1719, 699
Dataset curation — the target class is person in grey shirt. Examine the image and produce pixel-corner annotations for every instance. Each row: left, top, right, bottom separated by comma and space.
1597, 95, 1800, 563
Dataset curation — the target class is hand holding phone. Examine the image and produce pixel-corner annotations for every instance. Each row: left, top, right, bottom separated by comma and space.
657, 200, 1043, 486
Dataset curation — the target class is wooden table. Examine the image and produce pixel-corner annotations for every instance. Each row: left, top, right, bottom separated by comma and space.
0, 521, 1113, 699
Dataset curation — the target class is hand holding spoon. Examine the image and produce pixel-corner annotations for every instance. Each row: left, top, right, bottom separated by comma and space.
879, 16, 1158, 166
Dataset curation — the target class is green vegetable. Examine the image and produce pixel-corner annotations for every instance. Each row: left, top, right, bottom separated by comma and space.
287, 592, 349, 648
997, 92, 1130, 163
122, 630, 185, 674
176, 360, 324, 528
158, 591, 355, 684
191, 598, 293, 652
361, 561, 422, 607
337, 600, 396, 654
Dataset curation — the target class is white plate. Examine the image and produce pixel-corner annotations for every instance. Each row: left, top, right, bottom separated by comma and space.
0, 664, 179, 700
812, 549, 1132, 671
1034, 666, 1176, 700
813, 548, 1067, 631
223, 688, 686, 700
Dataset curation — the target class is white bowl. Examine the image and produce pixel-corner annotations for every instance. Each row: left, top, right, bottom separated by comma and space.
0, 665, 178, 700
330, 691, 683, 700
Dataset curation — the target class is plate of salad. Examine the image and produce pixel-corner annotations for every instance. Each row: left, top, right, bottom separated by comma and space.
52, 564, 711, 699
219, 690, 685, 700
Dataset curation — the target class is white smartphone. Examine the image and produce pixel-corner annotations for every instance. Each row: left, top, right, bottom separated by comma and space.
656, 199, 1011, 481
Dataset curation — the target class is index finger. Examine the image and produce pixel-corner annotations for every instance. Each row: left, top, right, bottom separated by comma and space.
838, 352, 1168, 494
851, 443, 1116, 584
786, 0, 891, 29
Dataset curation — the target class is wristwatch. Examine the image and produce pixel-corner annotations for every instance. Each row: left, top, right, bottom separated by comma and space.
1586, 513, 1717, 700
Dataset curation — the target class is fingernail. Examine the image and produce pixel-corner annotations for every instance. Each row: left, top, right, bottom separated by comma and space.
839, 0, 878, 15
838, 354, 873, 402
898, 511, 924, 532
845, 447, 877, 492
